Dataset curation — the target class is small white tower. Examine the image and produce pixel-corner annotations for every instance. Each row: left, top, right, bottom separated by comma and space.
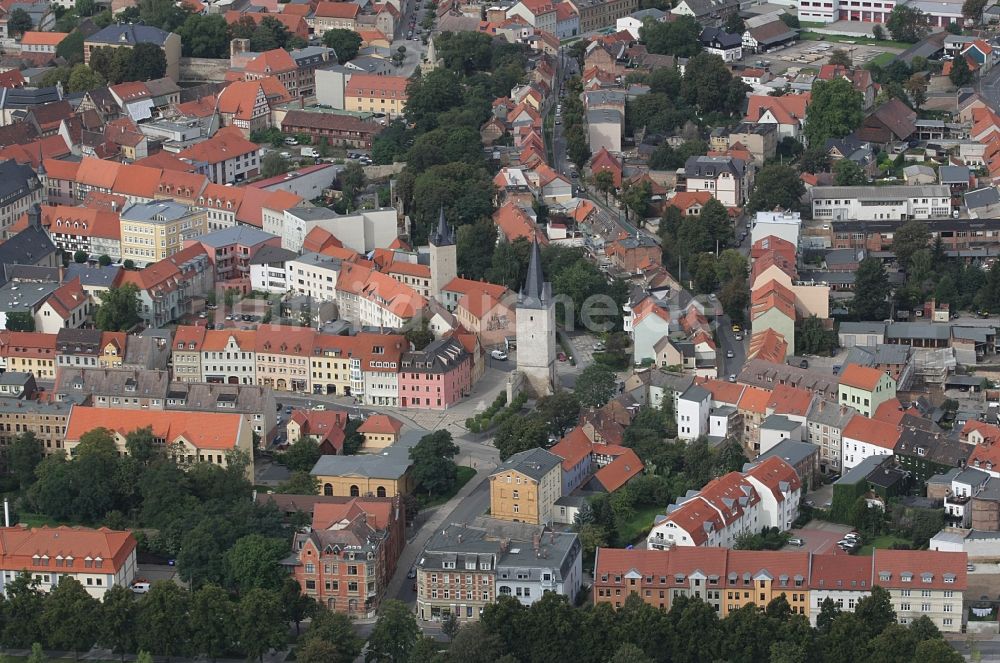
515, 238, 556, 396
429, 206, 456, 297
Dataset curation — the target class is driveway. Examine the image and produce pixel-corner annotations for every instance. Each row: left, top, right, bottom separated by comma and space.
785, 522, 854, 555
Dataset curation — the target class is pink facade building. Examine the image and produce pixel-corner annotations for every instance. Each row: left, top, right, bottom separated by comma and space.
397, 337, 471, 410
184, 225, 281, 282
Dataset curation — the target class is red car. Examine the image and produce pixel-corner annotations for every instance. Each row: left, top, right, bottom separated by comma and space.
557, 352, 567, 361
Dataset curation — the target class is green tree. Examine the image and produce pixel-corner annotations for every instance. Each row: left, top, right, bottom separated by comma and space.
851, 258, 891, 320
892, 220, 930, 272
339, 161, 367, 209
67, 64, 105, 93
855, 586, 896, 638
127, 42, 167, 81
494, 413, 549, 460
76, 0, 96, 15
9, 431, 43, 490
278, 437, 322, 472
224, 534, 287, 594
323, 28, 362, 63
621, 179, 652, 221
964, 0, 987, 22
136, 582, 190, 659
804, 78, 864, 147
828, 48, 852, 66
189, 584, 234, 661
99, 585, 139, 663
682, 52, 748, 116
276, 470, 320, 495
56, 31, 85, 63
796, 316, 838, 355
261, 152, 290, 178
41, 577, 98, 659
73, 250, 87, 264
913, 638, 964, 662
94, 283, 141, 331
281, 576, 316, 636
950, 54, 974, 87
7, 8, 32, 35
593, 170, 615, 203
6, 311, 35, 331
177, 14, 230, 58
365, 599, 420, 663
873, 23, 886, 39
834, 159, 866, 186
574, 363, 617, 407
300, 608, 363, 663
639, 15, 702, 57
238, 588, 288, 663
905, 73, 928, 109
456, 219, 496, 280
404, 321, 433, 350
537, 390, 581, 436
748, 163, 806, 213
800, 145, 830, 174
409, 430, 459, 497
886, 5, 929, 42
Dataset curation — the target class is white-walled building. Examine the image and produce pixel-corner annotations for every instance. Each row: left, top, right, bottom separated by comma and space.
286, 252, 342, 301
677, 384, 710, 441
249, 245, 297, 294
751, 209, 802, 247
744, 456, 801, 531
811, 185, 952, 221
841, 416, 900, 471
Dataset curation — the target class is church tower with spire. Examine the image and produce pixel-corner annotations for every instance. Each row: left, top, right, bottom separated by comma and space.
515, 238, 556, 396
429, 206, 456, 297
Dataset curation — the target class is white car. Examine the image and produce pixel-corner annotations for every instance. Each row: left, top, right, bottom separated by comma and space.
491, 349, 508, 361
131, 582, 151, 594
726, 350, 734, 358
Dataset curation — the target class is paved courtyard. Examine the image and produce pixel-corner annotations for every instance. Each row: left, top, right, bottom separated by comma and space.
785, 521, 854, 555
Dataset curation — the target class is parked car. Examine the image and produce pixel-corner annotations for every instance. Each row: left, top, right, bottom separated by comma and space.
593, 342, 606, 351
726, 350, 734, 358
131, 582, 151, 594
968, 563, 976, 572
799, 359, 809, 369
557, 352, 568, 361
731, 323, 741, 332
284, 137, 298, 146
491, 349, 508, 360
407, 566, 417, 579
788, 538, 804, 547
728, 374, 736, 382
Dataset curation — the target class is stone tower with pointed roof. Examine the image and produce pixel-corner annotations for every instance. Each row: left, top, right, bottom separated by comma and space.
515, 238, 555, 396
429, 206, 456, 297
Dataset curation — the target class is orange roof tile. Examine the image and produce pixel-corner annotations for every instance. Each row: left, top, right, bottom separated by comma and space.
75, 157, 121, 190
178, 126, 260, 164
746, 329, 787, 363
745, 93, 810, 126
244, 48, 297, 74
66, 406, 245, 450
839, 363, 886, 391
315, 1, 359, 17
767, 383, 812, 417
745, 456, 800, 501
751, 278, 796, 321
842, 415, 900, 450
873, 549, 967, 591
737, 385, 772, 414
493, 201, 547, 244
0, 525, 136, 575
357, 414, 403, 435
593, 448, 642, 492
549, 427, 592, 471
20, 31, 68, 46
699, 378, 745, 405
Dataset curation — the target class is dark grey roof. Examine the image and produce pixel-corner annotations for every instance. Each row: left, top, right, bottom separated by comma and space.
807, 399, 856, 429
0, 226, 56, 280
249, 244, 298, 266
839, 321, 887, 335
429, 206, 455, 247
955, 467, 990, 486
0, 160, 40, 206
684, 155, 746, 178
0, 87, 62, 110
927, 467, 962, 484
680, 384, 710, 402
755, 439, 818, 470
520, 238, 550, 309
939, 165, 971, 184
86, 23, 171, 46
400, 337, 467, 373
886, 322, 951, 341
761, 414, 801, 432
64, 263, 121, 287
836, 454, 892, 485
194, 225, 277, 248
700, 27, 742, 49
493, 447, 561, 481
956, 187, 996, 210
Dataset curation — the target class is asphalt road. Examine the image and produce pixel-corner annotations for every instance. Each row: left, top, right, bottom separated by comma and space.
979, 59, 1000, 111
717, 313, 746, 379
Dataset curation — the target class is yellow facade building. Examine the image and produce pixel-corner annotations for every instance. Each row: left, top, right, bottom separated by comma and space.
489, 447, 562, 526
311, 445, 414, 498
120, 199, 207, 267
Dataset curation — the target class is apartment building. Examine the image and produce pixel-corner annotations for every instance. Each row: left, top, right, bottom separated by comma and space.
647, 457, 800, 549
489, 448, 562, 526
310, 333, 354, 396
841, 415, 901, 471
118, 244, 214, 328
806, 399, 857, 474
569, 0, 638, 32
83, 24, 181, 81
0, 163, 43, 237
54, 367, 276, 444
811, 185, 952, 221
120, 199, 207, 267
0, 395, 73, 453
2, 331, 57, 381
344, 74, 409, 118
874, 549, 967, 632
64, 407, 255, 478
200, 330, 257, 385
255, 326, 313, 393
680, 156, 752, 208
177, 127, 261, 185
0, 526, 137, 599
398, 337, 472, 410
172, 325, 206, 382
839, 364, 897, 417
55, 329, 125, 369
292, 496, 404, 616
286, 252, 341, 302
416, 523, 582, 622
595, 547, 967, 631
183, 225, 280, 282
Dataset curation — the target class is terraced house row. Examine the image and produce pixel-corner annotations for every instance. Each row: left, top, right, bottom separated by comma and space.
171, 325, 478, 408
594, 547, 968, 632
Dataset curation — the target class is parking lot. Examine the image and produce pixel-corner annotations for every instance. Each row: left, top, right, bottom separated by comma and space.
785, 521, 855, 555
748, 39, 903, 75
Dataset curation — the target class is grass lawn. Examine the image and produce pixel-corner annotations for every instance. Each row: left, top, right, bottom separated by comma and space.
419, 466, 477, 509
870, 51, 897, 67
16, 512, 66, 528
857, 534, 910, 556
799, 31, 908, 50
619, 504, 664, 546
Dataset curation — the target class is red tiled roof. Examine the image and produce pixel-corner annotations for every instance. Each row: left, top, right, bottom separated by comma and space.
357, 414, 403, 435
745, 456, 800, 502
66, 406, 245, 450
842, 415, 900, 450
767, 383, 812, 417
872, 549, 967, 590
593, 448, 642, 492
745, 93, 810, 126
0, 525, 136, 575
699, 378, 745, 405
549, 427, 592, 471
737, 385, 772, 414
747, 329, 787, 364
808, 553, 875, 590
839, 364, 886, 391
315, 1, 360, 17
751, 278, 796, 321
493, 201, 547, 244
244, 48, 297, 74
177, 126, 260, 164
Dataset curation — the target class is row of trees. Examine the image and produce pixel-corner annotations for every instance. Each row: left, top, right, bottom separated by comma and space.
9, 427, 293, 593
440, 588, 964, 663
0, 576, 313, 662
